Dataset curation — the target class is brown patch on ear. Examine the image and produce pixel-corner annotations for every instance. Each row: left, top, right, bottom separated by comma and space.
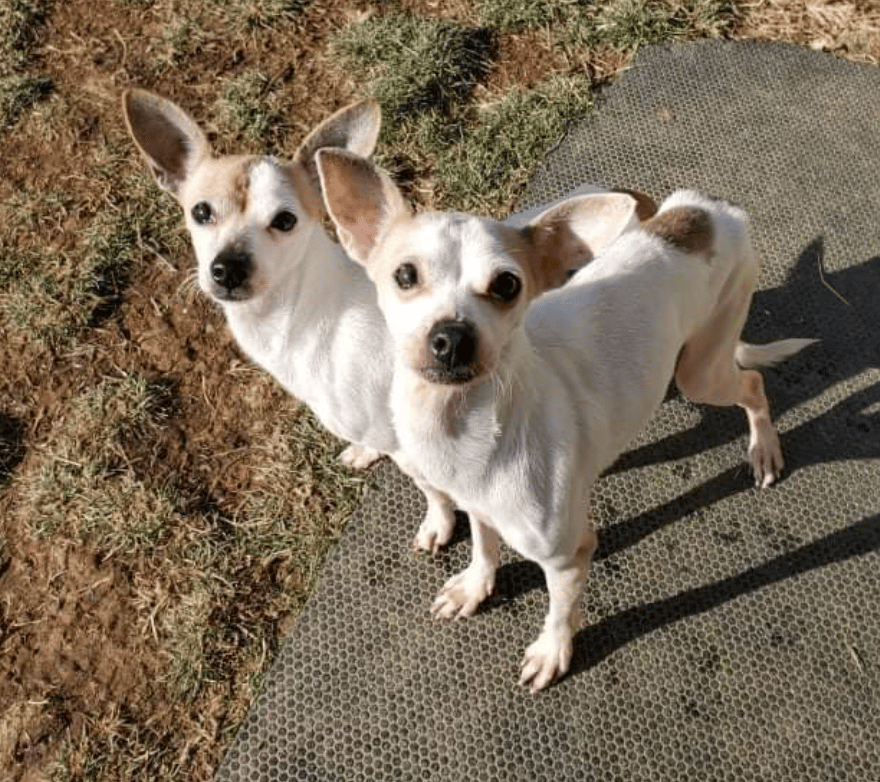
611, 188, 658, 221
511, 220, 592, 298
644, 207, 714, 256
294, 99, 382, 195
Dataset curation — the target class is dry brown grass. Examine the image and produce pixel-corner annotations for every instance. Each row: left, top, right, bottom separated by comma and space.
738, 0, 880, 63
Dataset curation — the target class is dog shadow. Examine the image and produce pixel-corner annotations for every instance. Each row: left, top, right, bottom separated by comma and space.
570, 510, 880, 675
609, 240, 880, 477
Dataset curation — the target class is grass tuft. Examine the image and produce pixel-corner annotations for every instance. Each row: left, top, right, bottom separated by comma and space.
591, 0, 735, 51
0, 0, 49, 74
435, 75, 594, 215
0, 72, 52, 129
240, 0, 311, 29
476, 0, 571, 32
333, 13, 494, 122
215, 71, 286, 145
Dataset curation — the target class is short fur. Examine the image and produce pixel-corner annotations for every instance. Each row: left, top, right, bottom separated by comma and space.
318, 151, 816, 692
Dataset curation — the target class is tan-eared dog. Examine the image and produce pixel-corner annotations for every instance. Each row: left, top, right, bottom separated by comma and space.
316, 148, 815, 691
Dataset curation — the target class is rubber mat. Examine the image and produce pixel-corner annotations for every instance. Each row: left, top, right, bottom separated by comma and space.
218, 41, 880, 782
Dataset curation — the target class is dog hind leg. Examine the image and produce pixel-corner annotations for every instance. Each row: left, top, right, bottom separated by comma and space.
675, 284, 784, 487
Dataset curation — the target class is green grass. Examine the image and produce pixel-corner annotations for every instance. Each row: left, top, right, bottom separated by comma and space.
568, 0, 735, 50
215, 71, 287, 144
0, 0, 49, 73
0, 167, 186, 347
433, 74, 595, 214
476, 0, 573, 32
0, 72, 51, 128
334, 13, 494, 122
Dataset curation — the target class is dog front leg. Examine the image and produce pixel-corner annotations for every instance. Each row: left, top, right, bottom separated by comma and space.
431, 514, 501, 619
519, 529, 597, 693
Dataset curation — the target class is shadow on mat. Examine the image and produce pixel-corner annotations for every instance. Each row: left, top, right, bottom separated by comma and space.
570, 511, 880, 675
608, 241, 880, 477
597, 379, 880, 560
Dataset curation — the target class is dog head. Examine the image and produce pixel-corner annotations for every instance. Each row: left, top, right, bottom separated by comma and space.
123, 90, 381, 303
316, 149, 640, 386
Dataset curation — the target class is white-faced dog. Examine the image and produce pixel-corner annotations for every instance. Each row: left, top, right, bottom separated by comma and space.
123, 91, 653, 553
316, 149, 814, 692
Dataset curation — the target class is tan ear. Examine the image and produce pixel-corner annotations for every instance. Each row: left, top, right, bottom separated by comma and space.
524, 192, 639, 294
316, 148, 410, 266
610, 188, 658, 221
294, 99, 381, 194
122, 89, 210, 197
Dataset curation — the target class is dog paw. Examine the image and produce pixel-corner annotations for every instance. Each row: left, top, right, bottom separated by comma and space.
431, 567, 495, 620
412, 508, 455, 555
518, 630, 573, 694
748, 430, 784, 488
339, 444, 382, 470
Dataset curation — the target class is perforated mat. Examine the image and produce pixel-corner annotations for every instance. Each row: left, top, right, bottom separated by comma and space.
218, 41, 880, 781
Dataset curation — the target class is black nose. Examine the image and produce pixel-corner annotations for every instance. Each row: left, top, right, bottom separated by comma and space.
210, 249, 252, 291
428, 320, 477, 371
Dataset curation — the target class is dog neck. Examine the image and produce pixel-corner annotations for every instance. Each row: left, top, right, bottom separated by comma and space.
221, 222, 379, 393
392, 325, 539, 458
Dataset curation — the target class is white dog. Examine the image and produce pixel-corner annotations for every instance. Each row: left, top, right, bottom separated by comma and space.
316, 149, 815, 692
123, 91, 655, 553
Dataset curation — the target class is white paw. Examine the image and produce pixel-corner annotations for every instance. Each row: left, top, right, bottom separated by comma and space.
518, 629, 573, 694
412, 507, 456, 555
430, 567, 495, 620
748, 429, 783, 488
339, 444, 383, 470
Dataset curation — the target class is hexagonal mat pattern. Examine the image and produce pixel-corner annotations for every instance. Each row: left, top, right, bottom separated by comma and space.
219, 41, 880, 782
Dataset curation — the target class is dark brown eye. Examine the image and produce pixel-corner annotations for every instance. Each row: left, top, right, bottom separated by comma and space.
270, 210, 297, 232
191, 201, 213, 225
394, 262, 418, 290
488, 271, 521, 303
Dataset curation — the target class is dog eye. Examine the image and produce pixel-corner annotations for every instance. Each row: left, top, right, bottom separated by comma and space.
270, 210, 298, 232
394, 263, 418, 290
488, 271, 522, 303
191, 201, 213, 225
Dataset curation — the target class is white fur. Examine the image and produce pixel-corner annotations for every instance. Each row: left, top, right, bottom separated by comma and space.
319, 154, 814, 692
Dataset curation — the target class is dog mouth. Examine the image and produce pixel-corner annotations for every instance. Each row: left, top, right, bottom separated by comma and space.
419, 365, 481, 386
207, 283, 254, 303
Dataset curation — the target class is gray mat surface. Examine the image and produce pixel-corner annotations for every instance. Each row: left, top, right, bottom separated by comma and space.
219, 41, 880, 782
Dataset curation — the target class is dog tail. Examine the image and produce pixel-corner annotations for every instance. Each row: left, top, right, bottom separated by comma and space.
735, 338, 817, 369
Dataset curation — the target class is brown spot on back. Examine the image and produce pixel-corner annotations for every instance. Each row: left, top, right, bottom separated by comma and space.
644, 207, 714, 256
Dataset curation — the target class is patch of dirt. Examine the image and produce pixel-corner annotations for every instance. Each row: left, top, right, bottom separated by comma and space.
0, 542, 160, 780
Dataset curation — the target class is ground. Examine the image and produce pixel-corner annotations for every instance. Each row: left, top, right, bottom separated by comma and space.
0, 1, 877, 779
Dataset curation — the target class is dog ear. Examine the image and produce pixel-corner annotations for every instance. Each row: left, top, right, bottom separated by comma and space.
316, 148, 410, 266
523, 192, 639, 294
294, 99, 381, 194
122, 89, 210, 198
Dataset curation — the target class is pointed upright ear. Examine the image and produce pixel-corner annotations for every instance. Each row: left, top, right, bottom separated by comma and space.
316, 148, 410, 266
294, 99, 381, 194
122, 89, 210, 198
524, 192, 639, 294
